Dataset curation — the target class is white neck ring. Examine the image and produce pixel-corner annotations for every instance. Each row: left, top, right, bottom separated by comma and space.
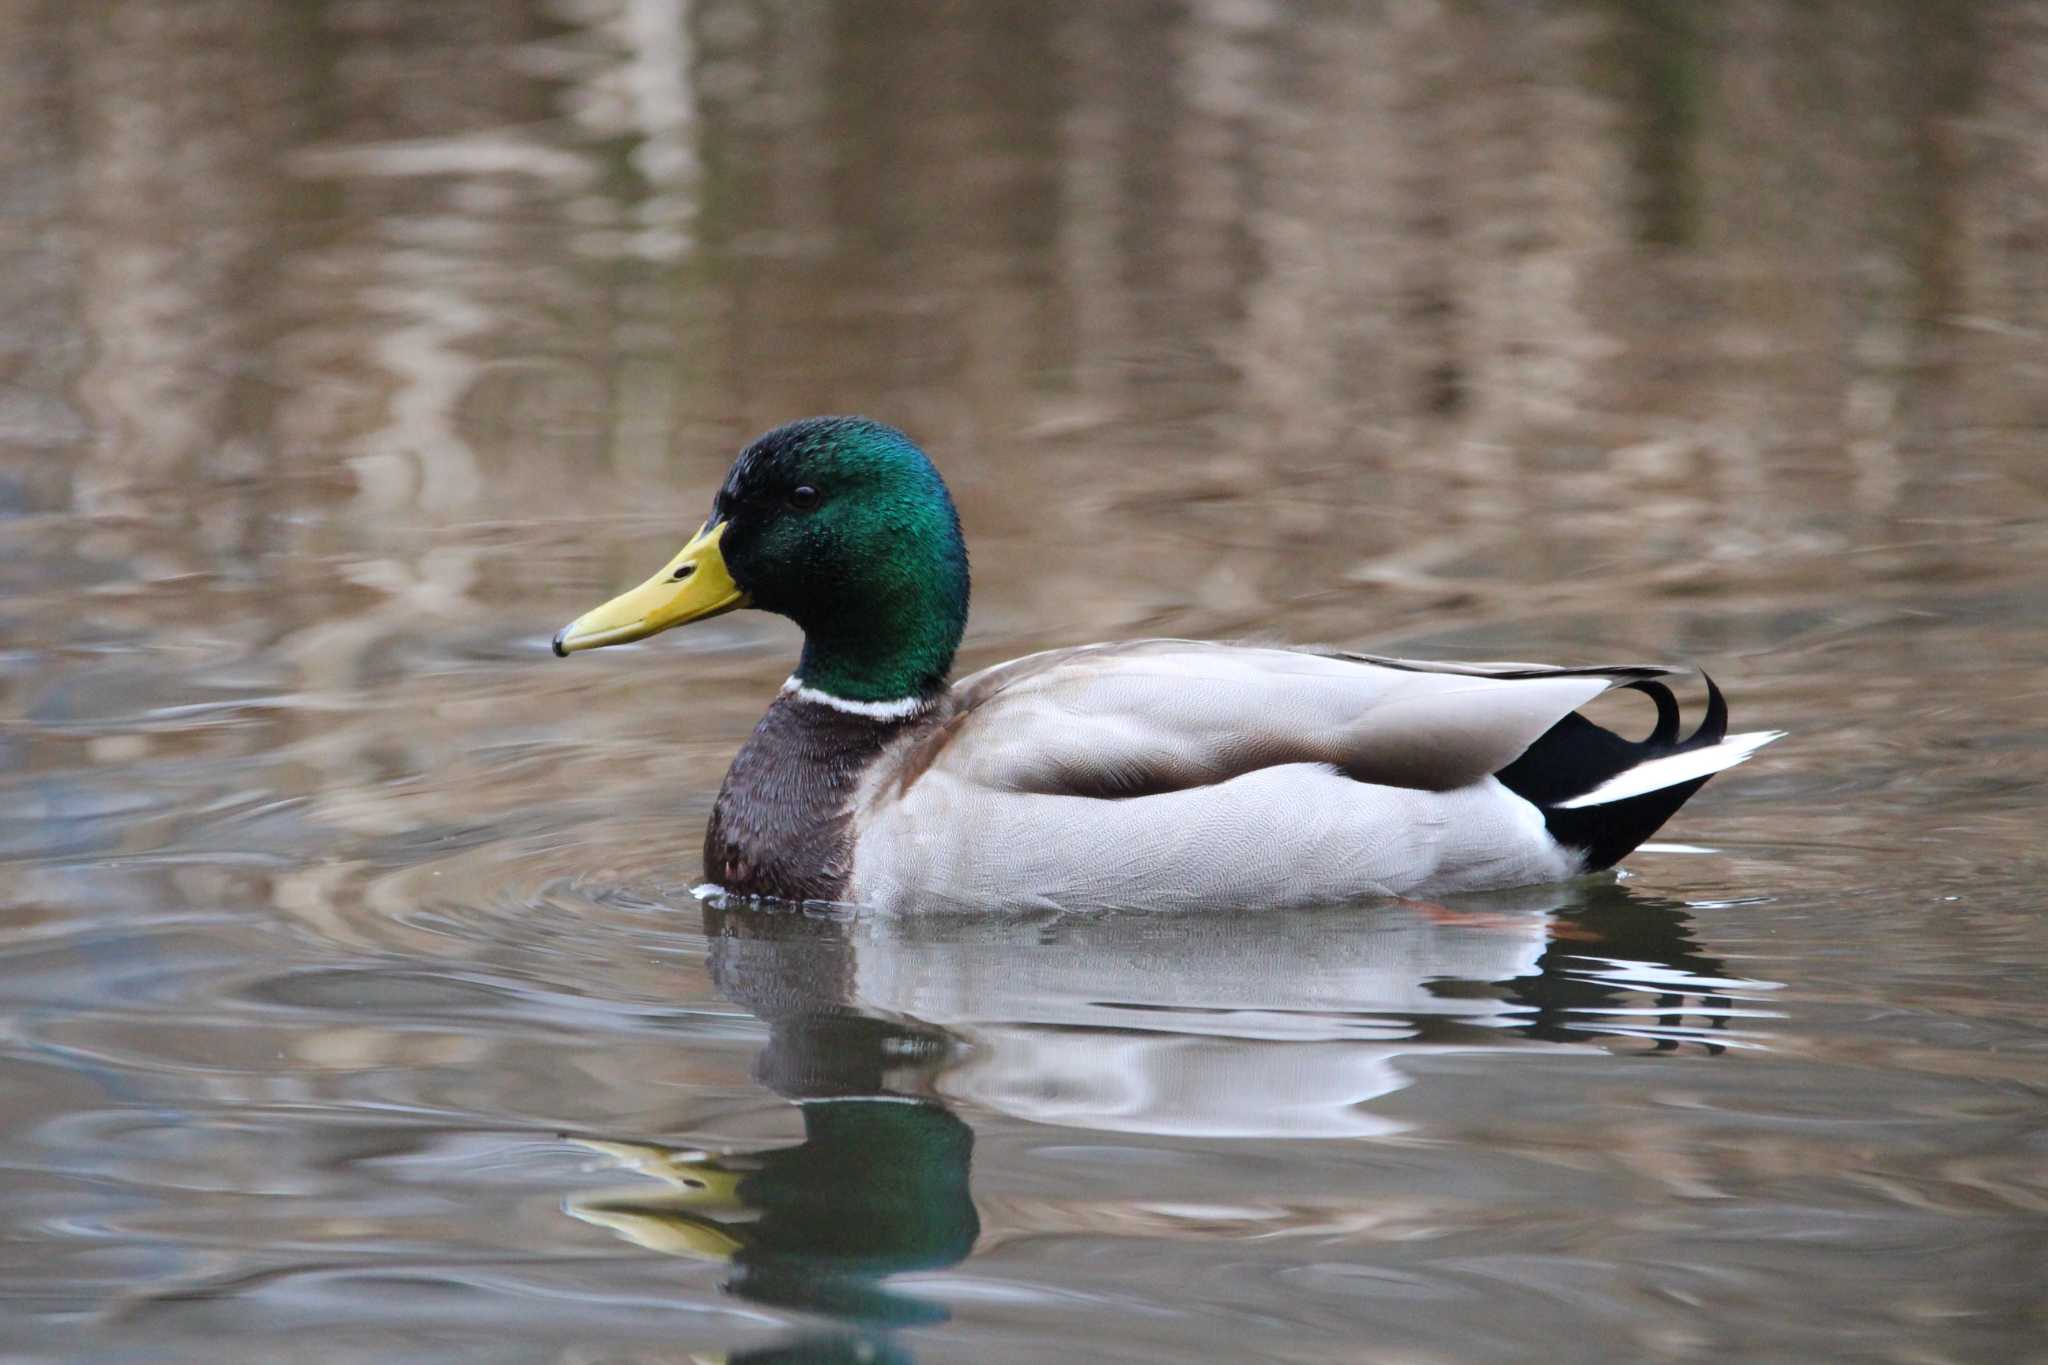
780, 676, 931, 721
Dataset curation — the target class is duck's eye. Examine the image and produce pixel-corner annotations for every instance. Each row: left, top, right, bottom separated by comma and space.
787, 485, 820, 511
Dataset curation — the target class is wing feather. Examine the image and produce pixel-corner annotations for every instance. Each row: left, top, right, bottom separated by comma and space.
913, 639, 1674, 797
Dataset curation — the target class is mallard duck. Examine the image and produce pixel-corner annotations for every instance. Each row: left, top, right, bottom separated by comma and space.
555, 417, 1781, 911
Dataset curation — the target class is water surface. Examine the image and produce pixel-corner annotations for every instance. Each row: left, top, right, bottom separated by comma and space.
2, 2, 2045, 1361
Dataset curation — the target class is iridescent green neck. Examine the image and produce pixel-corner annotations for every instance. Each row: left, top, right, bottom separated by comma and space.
791, 549, 967, 705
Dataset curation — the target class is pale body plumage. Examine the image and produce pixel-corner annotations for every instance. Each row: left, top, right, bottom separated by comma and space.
839, 640, 1774, 911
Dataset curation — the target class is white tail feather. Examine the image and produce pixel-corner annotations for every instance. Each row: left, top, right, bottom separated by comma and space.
1556, 730, 1785, 809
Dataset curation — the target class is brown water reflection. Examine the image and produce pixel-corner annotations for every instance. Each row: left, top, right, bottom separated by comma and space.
2, 1, 2045, 1361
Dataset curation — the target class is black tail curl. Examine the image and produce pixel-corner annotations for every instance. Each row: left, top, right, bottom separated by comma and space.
1494, 675, 1729, 872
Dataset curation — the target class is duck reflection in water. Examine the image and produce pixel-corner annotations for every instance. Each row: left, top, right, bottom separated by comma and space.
566, 882, 1779, 1361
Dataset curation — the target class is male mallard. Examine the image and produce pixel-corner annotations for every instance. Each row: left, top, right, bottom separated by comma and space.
555, 418, 1781, 910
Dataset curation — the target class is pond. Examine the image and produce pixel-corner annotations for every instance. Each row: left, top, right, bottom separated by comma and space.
2, 2, 2044, 1361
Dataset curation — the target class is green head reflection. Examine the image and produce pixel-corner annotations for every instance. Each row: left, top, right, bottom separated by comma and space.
568, 916, 976, 1360
566, 1099, 974, 1327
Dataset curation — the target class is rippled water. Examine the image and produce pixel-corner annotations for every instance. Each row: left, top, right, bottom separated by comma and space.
3, 2, 2046, 1361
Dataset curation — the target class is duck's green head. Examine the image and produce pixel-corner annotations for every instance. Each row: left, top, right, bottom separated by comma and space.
555, 417, 970, 705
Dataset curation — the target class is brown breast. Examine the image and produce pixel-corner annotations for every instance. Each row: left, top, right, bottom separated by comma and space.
704, 693, 929, 902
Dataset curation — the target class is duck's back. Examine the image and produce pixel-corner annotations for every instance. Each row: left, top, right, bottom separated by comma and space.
844, 641, 1777, 911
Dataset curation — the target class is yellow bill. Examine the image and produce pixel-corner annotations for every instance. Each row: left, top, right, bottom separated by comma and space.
553, 521, 747, 656
563, 1193, 747, 1261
